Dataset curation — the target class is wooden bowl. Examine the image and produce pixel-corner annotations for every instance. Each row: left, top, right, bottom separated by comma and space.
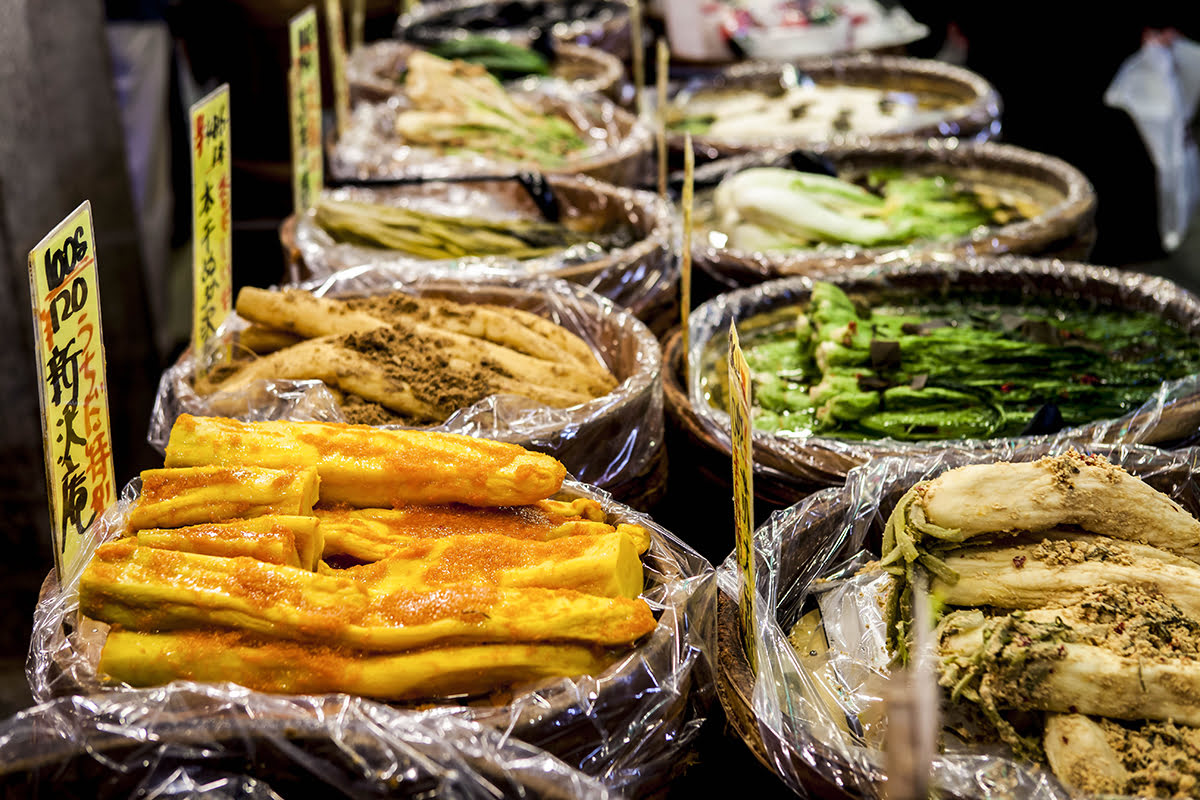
714, 445, 1200, 798
667, 257, 1200, 507
0, 688, 617, 799
152, 281, 667, 503
280, 174, 679, 337
32, 477, 716, 798
348, 40, 626, 105
667, 54, 1001, 162
691, 140, 1097, 290
153, 279, 667, 505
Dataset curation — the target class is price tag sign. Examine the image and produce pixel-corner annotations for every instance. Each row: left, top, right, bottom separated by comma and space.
28, 202, 116, 584
289, 6, 324, 214
324, 0, 350, 138
728, 322, 757, 672
189, 84, 233, 375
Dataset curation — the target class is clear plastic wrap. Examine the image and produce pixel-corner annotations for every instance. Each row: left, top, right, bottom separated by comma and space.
328, 85, 651, 188
717, 442, 1200, 799
347, 39, 625, 105
285, 174, 678, 325
686, 256, 1200, 492
147, 273, 663, 493
667, 55, 1003, 163
690, 141, 1097, 288
28, 475, 716, 795
0, 683, 621, 798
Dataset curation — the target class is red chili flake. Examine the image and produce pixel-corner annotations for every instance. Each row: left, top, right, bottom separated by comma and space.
999, 383, 1014, 393
1114, 621, 1126, 634
1077, 374, 1100, 385
1012, 555, 1026, 569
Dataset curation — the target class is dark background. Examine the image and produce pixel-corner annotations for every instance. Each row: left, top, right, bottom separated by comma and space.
1, 1, 1199, 796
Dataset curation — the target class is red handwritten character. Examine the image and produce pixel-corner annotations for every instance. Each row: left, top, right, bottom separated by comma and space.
194, 113, 205, 159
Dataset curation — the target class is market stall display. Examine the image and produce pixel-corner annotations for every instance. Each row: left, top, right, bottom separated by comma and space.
329, 51, 650, 185
280, 174, 678, 333
692, 141, 1096, 288
30, 418, 716, 795
666, 55, 1001, 162
349, 39, 625, 104
714, 443, 1200, 800
665, 257, 1200, 505
149, 275, 665, 506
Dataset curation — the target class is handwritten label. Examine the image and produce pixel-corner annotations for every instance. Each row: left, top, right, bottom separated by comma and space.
324, 0, 350, 138
680, 132, 694, 376
728, 322, 757, 672
189, 84, 233, 375
289, 6, 324, 214
28, 202, 115, 583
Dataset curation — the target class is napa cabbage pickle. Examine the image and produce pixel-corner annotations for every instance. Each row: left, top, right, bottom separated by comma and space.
704, 282, 1200, 442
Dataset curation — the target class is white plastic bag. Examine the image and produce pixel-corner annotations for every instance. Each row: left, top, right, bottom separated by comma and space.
1105, 31, 1200, 252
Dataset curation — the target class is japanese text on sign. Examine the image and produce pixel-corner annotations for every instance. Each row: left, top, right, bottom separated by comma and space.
28, 201, 115, 583
289, 6, 324, 214
728, 322, 757, 672
189, 84, 233, 374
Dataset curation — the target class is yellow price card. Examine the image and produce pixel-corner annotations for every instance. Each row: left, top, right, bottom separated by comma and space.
728, 322, 757, 672
189, 83, 233, 375
28, 201, 116, 584
324, 0, 350, 138
289, 6, 324, 214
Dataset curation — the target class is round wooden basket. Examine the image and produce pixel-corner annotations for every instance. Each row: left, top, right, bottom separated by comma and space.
691, 140, 1097, 290
713, 447, 1200, 799
665, 257, 1200, 508
33, 474, 711, 798
668, 54, 1002, 162
280, 174, 679, 338
348, 40, 626, 106
171, 280, 669, 508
